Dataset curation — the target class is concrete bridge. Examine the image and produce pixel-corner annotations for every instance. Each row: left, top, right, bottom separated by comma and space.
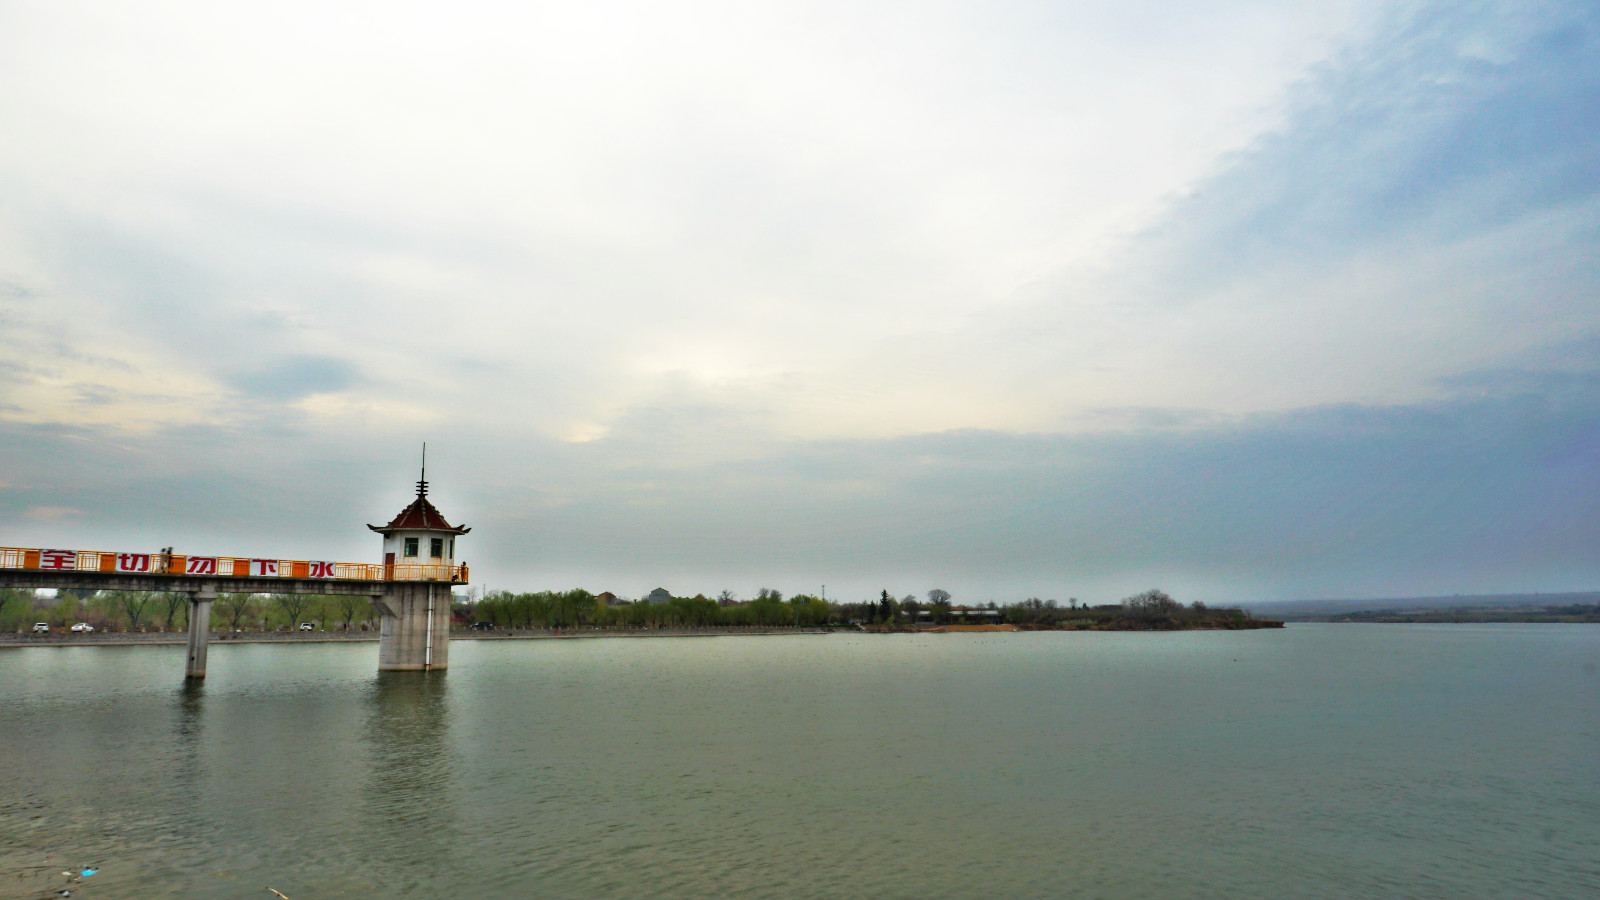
0, 475, 470, 677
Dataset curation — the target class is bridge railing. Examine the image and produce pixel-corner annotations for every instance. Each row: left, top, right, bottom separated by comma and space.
0, 547, 467, 583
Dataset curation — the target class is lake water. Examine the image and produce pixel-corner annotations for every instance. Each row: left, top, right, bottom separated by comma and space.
1, 626, 1597, 899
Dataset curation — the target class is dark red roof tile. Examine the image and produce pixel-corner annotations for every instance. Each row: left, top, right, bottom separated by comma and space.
368, 494, 470, 535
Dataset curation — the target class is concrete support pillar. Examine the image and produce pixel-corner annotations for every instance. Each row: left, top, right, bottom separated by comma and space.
185, 586, 216, 679
375, 583, 451, 671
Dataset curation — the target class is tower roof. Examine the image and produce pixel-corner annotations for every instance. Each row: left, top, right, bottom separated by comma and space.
368, 493, 470, 536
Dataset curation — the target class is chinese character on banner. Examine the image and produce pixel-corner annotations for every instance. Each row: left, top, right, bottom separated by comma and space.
186, 556, 218, 575
40, 549, 75, 570
117, 553, 152, 573
308, 561, 335, 578
252, 559, 278, 577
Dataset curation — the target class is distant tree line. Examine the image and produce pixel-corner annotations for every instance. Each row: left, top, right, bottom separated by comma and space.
4, 584, 1281, 634
470, 588, 833, 629
4, 588, 380, 632
458, 587, 1280, 632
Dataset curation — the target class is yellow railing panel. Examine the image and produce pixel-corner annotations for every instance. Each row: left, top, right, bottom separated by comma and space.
0, 546, 466, 583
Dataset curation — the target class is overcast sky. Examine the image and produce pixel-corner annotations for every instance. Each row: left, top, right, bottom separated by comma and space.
2, 0, 1596, 605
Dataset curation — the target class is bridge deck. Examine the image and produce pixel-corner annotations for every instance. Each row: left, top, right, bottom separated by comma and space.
0, 547, 466, 593
0, 571, 434, 594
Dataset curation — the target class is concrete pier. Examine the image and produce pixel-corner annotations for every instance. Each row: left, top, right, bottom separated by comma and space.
185, 586, 216, 679
374, 582, 451, 671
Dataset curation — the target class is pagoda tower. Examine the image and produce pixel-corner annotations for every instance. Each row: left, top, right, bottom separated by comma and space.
367, 454, 469, 671
368, 469, 470, 581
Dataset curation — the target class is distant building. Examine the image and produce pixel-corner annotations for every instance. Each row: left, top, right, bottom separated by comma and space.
646, 587, 672, 604
597, 591, 627, 607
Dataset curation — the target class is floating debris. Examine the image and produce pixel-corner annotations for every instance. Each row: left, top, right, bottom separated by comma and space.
80, 869, 97, 877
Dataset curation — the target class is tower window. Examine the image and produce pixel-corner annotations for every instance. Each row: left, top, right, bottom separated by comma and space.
430, 538, 444, 558
404, 538, 419, 557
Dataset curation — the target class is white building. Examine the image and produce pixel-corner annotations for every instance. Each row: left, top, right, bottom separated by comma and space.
367, 478, 470, 582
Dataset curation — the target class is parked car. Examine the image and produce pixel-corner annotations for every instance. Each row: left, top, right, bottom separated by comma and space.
32, 622, 49, 633
70, 622, 94, 633
298, 622, 315, 631
469, 621, 496, 630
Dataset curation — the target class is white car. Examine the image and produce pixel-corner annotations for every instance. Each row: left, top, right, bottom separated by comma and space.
298, 622, 315, 631
32, 622, 49, 633
70, 622, 94, 633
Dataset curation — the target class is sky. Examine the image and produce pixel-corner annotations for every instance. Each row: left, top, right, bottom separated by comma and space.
1, 0, 1596, 605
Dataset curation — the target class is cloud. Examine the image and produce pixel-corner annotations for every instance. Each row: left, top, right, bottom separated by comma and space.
25, 506, 83, 523
228, 355, 360, 401
0, 0, 1387, 440
1162, 4, 1600, 266
434, 351, 1600, 601
969, 0, 1600, 421
0, 0, 1594, 601
1, 347, 1594, 603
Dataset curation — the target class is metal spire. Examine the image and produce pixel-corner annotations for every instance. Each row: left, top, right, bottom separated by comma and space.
416, 442, 429, 496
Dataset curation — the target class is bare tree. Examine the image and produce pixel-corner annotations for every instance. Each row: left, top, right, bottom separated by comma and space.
1122, 589, 1180, 619
335, 593, 366, 630
113, 590, 154, 629
216, 593, 255, 630
717, 589, 738, 606
273, 593, 312, 628
312, 596, 334, 630
159, 592, 187, 630
927, 588, 951, 605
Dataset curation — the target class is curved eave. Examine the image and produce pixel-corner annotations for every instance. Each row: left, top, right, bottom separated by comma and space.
367, 524, 471, 536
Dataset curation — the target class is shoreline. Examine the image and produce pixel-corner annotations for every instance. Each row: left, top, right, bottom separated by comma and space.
0, 620, 1292, 649
0, 626, 834, 648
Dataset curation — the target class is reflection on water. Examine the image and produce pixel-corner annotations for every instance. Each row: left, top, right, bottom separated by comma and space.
170, 679, 206, 818
361, 672, 458, 879
175, 680, 204, 750
0, 629, 1597, 899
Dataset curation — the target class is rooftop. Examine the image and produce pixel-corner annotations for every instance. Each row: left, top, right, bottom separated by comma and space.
368, 491, 470, 536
